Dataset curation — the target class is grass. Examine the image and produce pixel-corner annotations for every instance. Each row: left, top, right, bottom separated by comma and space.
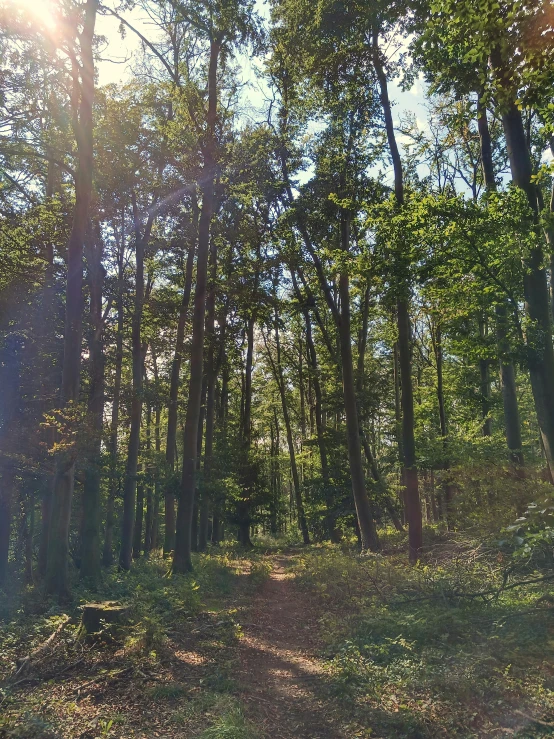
291, 530, 554, 738
0, 547, 260, 739
5, 530, 551, 738
199, 701, 260, 739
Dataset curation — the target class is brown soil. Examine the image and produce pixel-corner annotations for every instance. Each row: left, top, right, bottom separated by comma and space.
237, 555, 346, 739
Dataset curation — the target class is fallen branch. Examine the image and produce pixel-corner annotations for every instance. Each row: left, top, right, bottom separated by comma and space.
514, 710, 554, 729
396, 572, 554, 605
11, 615, 70, 681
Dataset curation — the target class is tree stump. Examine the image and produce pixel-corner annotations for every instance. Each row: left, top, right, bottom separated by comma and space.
80, 601, 128, 639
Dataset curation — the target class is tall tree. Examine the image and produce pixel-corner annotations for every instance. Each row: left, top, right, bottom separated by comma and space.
46, 0, 98, 597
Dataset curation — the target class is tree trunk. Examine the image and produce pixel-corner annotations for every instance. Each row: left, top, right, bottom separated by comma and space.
152, 404, 161, 550
430, 321, 454, 525
37, 185, 59, 579
173, 39, 220, 574
0, 471, 13, 589
81, 225, 105, 582
397, 299, 423, 561
103, 214, 125, 567
339, 213, 380, 552
164, 224, 196, 556
498, 96, 554, 478
0, 335, 23, 589
273, 308, 310, 545
478, 315, 492, 436
119, 197, 151, 571
477, 95, 524, 466
141, 395, 152, 554
46, 0, 97, 597
199, 238, 218, 553
237, 316, 256, 548
133, 465, 144, 559
373, 29, 422, 561
291, 273, 336, 541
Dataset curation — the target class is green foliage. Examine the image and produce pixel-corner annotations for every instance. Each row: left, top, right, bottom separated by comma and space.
293, 542, 554, 737
506, 494, 554, 564
199, 703, 260, 739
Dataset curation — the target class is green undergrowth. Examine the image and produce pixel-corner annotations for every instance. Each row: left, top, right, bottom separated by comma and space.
291, 531, 554, 738
0, 547, 270, 739
197, 696, 260, 739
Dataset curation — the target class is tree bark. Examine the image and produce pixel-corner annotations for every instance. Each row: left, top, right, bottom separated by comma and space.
273, 307, 310, 545
164, 217, 196, 556
133, 464, 144, 559
152, 401, 161, 551
477, 96, 524, 466
0, 336, 23, 589
430, 321, 455, 524
199, 237, 218, 552
119, 197, 151, 570
372, 29, 422, 561
46, 0, 98, 597
174, 38, 221, 573
81, 224, 105, 582
103, 214, 125, 567
339, 212, 380, 552
489, 54, 554, 478
144, 404, 153, 555
291, 271, 337, 540
478, 315, 492, 437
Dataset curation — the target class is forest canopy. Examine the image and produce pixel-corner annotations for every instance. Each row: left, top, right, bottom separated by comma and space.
1, 0, 554, 585
1, 0, 554, 734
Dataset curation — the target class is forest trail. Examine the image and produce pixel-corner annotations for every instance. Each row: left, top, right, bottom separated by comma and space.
237, 554, 346, 739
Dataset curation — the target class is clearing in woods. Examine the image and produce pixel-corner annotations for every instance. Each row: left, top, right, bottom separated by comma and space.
3, 545, 554, 739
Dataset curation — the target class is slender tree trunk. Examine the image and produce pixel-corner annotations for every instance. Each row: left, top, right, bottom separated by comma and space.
199, 239, 218, 552
0, 470, 14, 589
0, 336, 23, 589
397, 299, 423, 561
144, 404, 153, 554
152, 403, 161, 550
103, 216, 125, 567
495, 88, 554, 478
478, 315, 492, 436
81, 225, 105, 581
237, 317, 256, 547
356, 278, 403, 532
22, 492, 34, 584
173, 39, 220, 574
430, 322, 454, 524
291, 270, 343, 540
273, 308, 310, 545
477, 96, 524, 466
119, 198, 151, 570
133, 463, 144, 559
165, 222, 196, 556
37, 184, 58, 579
46, 0, 97, 597
373, 30, 422, 561
302, 301, 336, 540
339, 213, 380, 551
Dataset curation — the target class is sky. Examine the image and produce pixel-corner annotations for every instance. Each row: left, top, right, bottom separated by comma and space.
90, 0, 431, 190
94, 4, 429, 124
8, 0, 440, 188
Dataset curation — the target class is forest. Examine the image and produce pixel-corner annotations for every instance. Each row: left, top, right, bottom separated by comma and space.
1, 0, 554, 737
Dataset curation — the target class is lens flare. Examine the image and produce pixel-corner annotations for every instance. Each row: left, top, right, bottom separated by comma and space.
4, 0, 57, 31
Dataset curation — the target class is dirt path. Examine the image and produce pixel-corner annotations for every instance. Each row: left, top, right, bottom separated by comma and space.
237, 555, 346, 739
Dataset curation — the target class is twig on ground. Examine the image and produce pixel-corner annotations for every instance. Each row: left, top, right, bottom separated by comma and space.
11, 615, 71, 681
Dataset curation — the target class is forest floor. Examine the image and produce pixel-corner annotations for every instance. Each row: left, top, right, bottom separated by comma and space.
2, 534, 554, 739
236, 554, 346, 738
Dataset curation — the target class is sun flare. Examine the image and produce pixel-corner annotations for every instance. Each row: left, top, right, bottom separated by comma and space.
5, 0, 57, 31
